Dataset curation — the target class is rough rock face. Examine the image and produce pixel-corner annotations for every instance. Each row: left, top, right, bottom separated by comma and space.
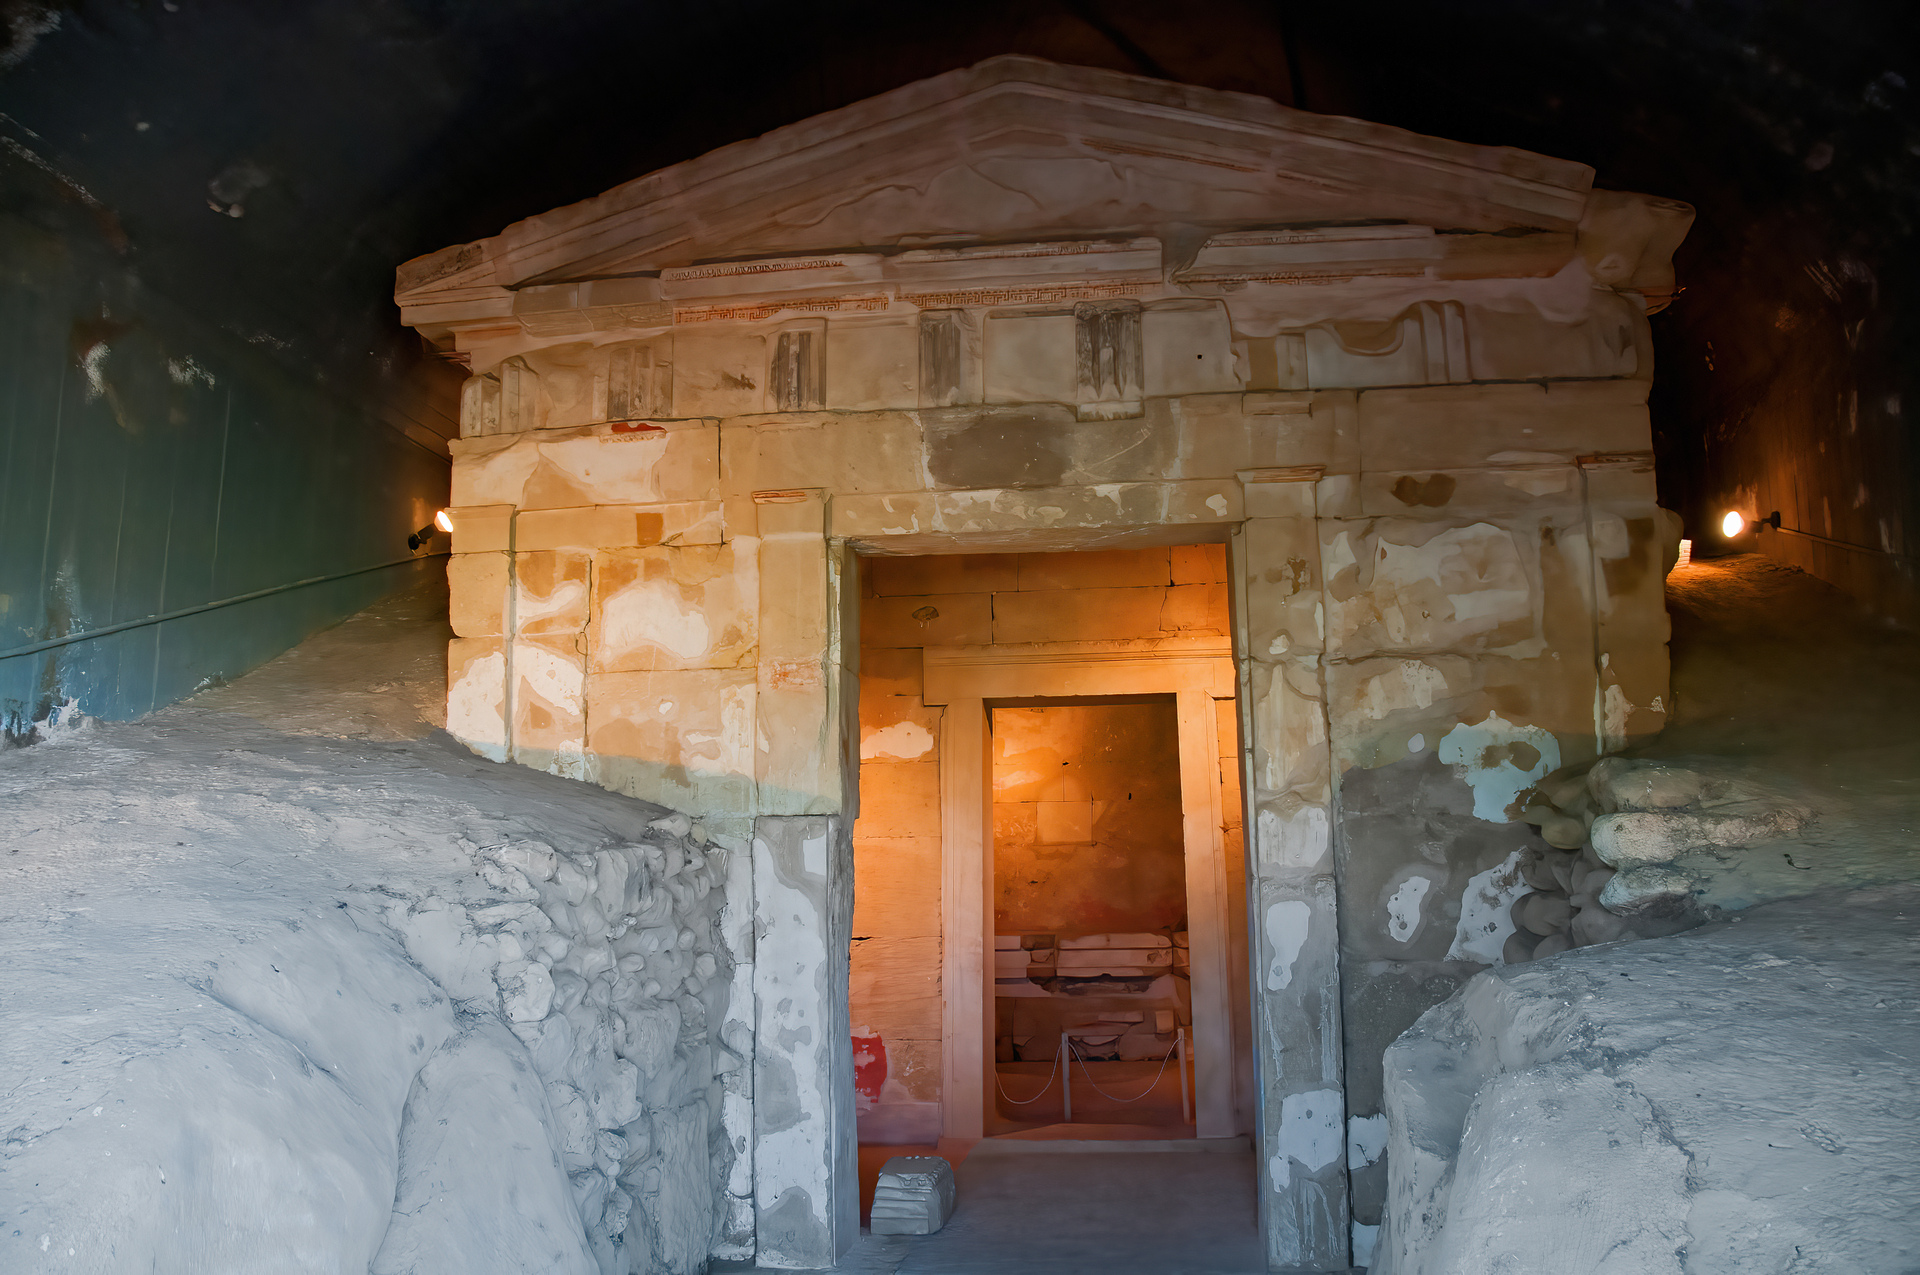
0, 709, 740, 1275
1502, 754, 1812, 963
380, 823, 735, 1274
1377, 883, 1920, 1274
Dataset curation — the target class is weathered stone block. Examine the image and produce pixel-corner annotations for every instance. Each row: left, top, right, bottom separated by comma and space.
849, 836, 942, 937
722, 412, 925, 496
850, 937, 944, 1040
447, 503, 515, 553
590, 543, 757, 673
509, 634, 586, 777
861, 592, 993, 647
446, 636, 507, 760
869, 553, 1018, 596
447, 553, 509, 637
990, 585, 1170, 644
854, 761, 941, 838
1143, 301, 1238, 398
858, 646, 924, 698
585, 668, 756, 817
1357, 382, 1649, 470
825, 318, 917, 411
868, 1156, 956, 1236
513, 551, 591, 636
1172, 542, 1229, 584
857, 698, 940, 761
1014, 547, 1170, 590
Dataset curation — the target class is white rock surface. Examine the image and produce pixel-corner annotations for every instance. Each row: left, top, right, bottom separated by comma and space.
1377, 883, 1920, 1274
0, 695, 738, 1273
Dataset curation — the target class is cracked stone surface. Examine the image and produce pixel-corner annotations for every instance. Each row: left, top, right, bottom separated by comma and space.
1377, 882, 1920, 1274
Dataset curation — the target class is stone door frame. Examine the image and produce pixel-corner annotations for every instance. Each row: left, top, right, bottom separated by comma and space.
919, 639, 1241, 1139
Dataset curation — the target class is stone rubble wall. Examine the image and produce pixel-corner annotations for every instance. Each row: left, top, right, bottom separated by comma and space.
374, 814, 743, 1273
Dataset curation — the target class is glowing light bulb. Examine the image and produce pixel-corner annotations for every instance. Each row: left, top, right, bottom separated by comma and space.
1720, 510, 1746, 538
433, 508, 454, 534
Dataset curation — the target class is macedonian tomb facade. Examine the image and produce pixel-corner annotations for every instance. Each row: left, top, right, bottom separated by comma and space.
396, 56, 1691, 1272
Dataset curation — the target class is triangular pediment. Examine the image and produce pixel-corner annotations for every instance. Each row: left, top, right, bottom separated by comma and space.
396, 56, 1596, 321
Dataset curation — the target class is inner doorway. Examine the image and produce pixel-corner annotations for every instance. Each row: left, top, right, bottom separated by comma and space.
990, 696, 1197, 1137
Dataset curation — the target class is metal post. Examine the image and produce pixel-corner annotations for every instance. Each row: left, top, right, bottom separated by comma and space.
1060, 1033, 1072, 1124
1178, 1027, 1192, 1125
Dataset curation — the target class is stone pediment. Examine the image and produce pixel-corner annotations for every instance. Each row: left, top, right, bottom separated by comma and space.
397, 57, 1627, 341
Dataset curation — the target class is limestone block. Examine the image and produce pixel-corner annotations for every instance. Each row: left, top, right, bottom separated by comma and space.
1173, 542, 1229, 584
1161, 583, 1230, 633
447, 637, 508, 761
1246, 663, 1331, 804
1578, 188, 1696, 305
509, 635, 586, 778
590, 544, 756, 674
858, 698, 940, 761
1015, 547, 1170, 590
1465, 294, 1641, 382
1322, 520, 1537, 659
984, 312, 1076, 404
448, 553, 509, 638
850, 937, 944, 1040
851, 762, 940, 838
754, 679, 843, 815
825, 317, 917, 411
1355, 467, 1582, 521
518, 423, 719, 511
721, 412, 925, 496
672, 328, 766, 418
1241, 475, 1317, 520
990, 585, 1171, 644
515, 502, 724, 553
1328, 655, 1472, 734
858, 647, 924, 698
749, 813, 858, 1264
868, 1157, 956, 1236
1143, 301, 1239, 398
1167, 399, 1266, 480
860, 592, 992, 647
1304, 310, 1434, 388
447, 504, 514, 554
869, 553, 1018, 596
1242, 514, 1324, 659
758, 525, 831, 665
451, 436, 538, 507
833, 480, 1242, 546
518, 340, 602, 430
850, 836, 942, 937
513, 551, 591, 637
586, 665, 755, 786
1356, 382, 1649, 471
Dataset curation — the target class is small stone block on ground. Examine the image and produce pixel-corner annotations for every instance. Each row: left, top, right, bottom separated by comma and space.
869, 1155, 957, 1236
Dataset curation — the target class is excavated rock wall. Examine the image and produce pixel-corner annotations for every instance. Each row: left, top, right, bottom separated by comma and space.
376, 820, 739, 1274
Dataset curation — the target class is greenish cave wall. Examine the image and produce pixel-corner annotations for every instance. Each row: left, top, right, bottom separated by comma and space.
0, 149, 451, 738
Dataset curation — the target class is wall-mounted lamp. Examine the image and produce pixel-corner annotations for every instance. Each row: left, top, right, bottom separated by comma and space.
1720, 509, 1781, 538
409, 509, 455, 551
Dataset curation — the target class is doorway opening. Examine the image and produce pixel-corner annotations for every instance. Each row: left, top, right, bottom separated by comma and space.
849, 543, 1252, 1206
990, 695, 1197, 1137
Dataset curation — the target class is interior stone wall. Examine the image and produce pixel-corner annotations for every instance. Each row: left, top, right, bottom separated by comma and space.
991, 699, 1186, 935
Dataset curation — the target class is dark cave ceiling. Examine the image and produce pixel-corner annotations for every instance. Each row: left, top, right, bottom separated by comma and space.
1, 0, 1916, 547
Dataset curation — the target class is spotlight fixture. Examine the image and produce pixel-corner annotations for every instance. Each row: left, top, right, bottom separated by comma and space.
1720, 509, 1781, 538
409, 509, 454, 551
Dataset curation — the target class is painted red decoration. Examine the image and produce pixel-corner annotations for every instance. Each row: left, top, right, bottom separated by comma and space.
851, 1031, 888, 1103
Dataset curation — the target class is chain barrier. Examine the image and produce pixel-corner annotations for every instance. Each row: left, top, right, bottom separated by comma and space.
1065, 1035, 1181, 1104
990, 1031, 1186, 1109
